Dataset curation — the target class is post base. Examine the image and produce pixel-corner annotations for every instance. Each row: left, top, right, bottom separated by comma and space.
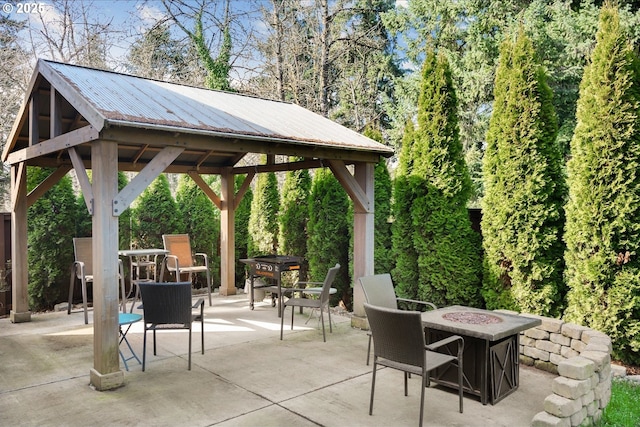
90, 368, 125, 391
10, 310, 31, 323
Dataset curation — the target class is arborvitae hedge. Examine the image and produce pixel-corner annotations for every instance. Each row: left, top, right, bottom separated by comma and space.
564, 5, 640, 365
131, 174, 183, 250
248, 168, 280, 256
279, 158, 311, 280
27, 167, 77, 310
392, 121, 420, 299
235, 174, 253, 287
410, 50, 482, 307
176, 174, 220, 287
307, 168, 351, 308
482, 26, 566, 317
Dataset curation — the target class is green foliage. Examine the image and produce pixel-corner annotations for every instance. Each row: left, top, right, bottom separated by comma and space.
482, 26, 567, 317
131, 174, 183, 250
279, 159, 311, 279
27, 168, 77, 310
307, 168, 351, 308
392, 122, 420, 299
599, 378, 640, 426
564, 4, 640, 365
410, 50, 481, 307
176, 174, 220, 287
235, 174, 253, 286
248, 168, 280, 256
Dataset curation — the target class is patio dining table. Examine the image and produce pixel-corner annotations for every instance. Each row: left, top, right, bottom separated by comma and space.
421, 305, 541, 405
119, 248, 169, 312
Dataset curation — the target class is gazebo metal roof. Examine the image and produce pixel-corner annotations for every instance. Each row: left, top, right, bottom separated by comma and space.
4, 59, 391, 391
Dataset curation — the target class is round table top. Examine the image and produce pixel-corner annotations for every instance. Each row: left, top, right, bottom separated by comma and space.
118, 313, 142, 325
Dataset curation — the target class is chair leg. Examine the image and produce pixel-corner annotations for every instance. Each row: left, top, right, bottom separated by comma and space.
369, 360, 378, 416
458, 359, 464, 413
200, 319, 204, 355
142, 328, 147, 372
320, 307, 326, 342
188, 324, 192, 371
68, 272, 75, 316
153, 329, 157, 355
327, 304, 332, 333
290, 302, 295, 330
280, 304, 285, 340
420, 370, 427, 427
205, 269, 212, 306
366, 334, 372, 366
404, 372, 408, 396
81, 278, 88, 325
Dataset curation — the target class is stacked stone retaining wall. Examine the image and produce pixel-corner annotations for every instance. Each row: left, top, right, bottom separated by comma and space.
496, 310, 613, 427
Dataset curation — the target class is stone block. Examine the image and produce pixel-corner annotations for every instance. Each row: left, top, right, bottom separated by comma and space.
561, 346, 579, 359
540, 317, 563, 333
581, 389, 595, 407
587, 337, 612, 352
586, 400, 598, 416
544, 394, 583, 418
536, 360, 559, 374
610, 364, 626, 378
551, 333, 572, 347
571, 339, 586, 353
558, 357, 595, 380
562, 323, 587, 340
581, 329, 609, 344
531, 411, 571, 427
520, 354, 535, 366
584, 343, 610, 354
538, 340, 562, 354
521, 336, 537, 347
550, 352, 566, 367
525, 328, 550, 340
552, 376, 592, 399
580, 350, 610, 371
525, 346, 551, 361
570, 406, 587, 427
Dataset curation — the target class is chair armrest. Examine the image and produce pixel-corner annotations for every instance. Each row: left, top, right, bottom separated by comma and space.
296, 281, 323, 289
194, 253, 209, 267
166, 254, 180, 270
192, 298, 205, 321
426, 335, 464, 357
192, 298, 205, 309
396, 297, 437, 311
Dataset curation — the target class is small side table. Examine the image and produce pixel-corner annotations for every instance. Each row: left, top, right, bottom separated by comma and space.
119, 313, 143, 371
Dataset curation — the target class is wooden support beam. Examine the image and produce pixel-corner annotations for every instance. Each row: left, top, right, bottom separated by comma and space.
10, 163, 30, 323
29, 92, 39, 147
327, 159, 371, 213
50, 87, 62, 138
7, 125, 99, 164
26, 165, 72, 208
187, 171, 221, 209
113, 146, 183, 216
234, 171, 255, 210
68, 147, 93, 214
352, 162, 375, 319
219, 168, 236, 296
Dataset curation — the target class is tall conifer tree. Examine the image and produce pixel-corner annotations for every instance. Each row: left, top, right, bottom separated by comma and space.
248, 164, 280, 256
564, 4, 640, 364
410, 50, 481, 307
482, 26, 566, 316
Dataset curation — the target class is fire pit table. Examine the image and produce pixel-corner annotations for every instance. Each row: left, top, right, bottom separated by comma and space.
240, 255, 304, 317
421, 305, 541, 405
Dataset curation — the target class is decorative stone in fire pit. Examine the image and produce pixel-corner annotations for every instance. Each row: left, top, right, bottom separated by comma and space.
442, 311, 503, 325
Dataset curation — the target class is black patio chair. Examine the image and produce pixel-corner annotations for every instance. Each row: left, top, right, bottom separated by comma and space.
364, 303, 464, 427
139, 282, 204, 371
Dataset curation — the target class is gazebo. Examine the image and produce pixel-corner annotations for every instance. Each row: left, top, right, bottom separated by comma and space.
2, 59, 393, 389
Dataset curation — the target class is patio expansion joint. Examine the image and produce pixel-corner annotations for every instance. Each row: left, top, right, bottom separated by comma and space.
0, 373, 88, 395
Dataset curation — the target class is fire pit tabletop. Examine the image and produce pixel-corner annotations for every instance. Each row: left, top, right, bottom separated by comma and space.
421, 305, 541, 341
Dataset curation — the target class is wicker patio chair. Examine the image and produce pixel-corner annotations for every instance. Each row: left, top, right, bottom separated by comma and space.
364, 303, 464, 427
162, 234, 212, 306
280, 263, 340, 342
139, 282, 205, 371
359, 273, 437, 365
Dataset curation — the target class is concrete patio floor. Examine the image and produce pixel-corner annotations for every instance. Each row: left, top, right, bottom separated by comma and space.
0, 291, 555, 427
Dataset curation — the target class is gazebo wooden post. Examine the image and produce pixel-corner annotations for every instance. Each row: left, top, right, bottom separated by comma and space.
219, 168, 236, 296
352, 162, 375, 319
10, 163, 30, 323
89, 139, 124, 390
